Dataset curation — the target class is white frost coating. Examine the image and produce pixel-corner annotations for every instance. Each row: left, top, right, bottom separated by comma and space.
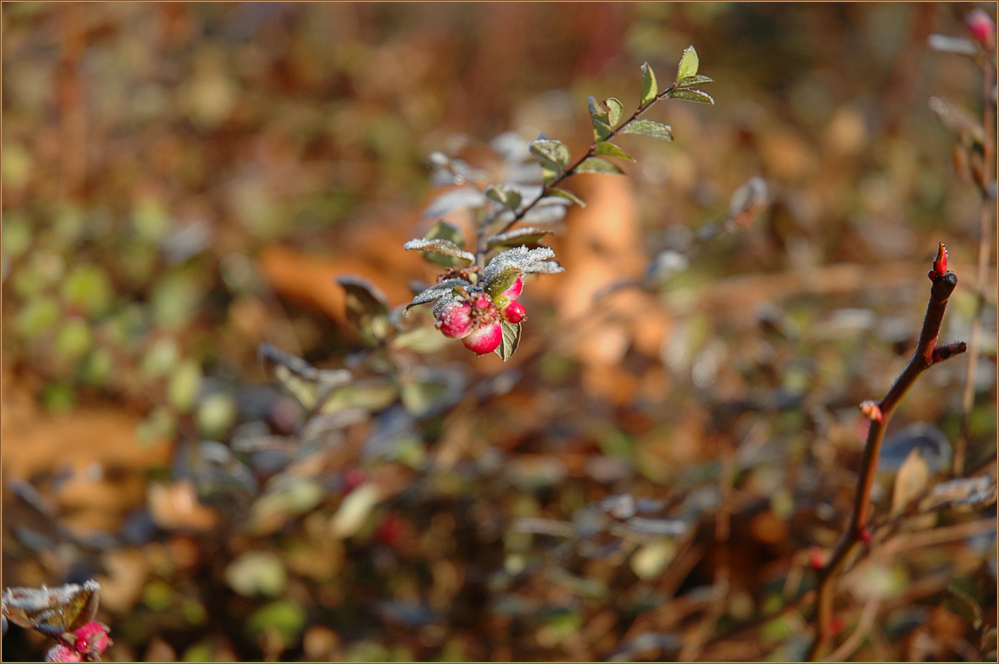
484, 245, 564, 281
407, 278, 471, 315
402, 238, 476, 263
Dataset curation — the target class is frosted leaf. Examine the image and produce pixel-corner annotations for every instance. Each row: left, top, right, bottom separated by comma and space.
484, 246, 564, 282
402, 239, 475, 264
486, 227, 552, 247
406, 278, 471, 316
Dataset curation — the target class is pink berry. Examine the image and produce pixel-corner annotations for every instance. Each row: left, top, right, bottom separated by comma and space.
967, 9, 996, 46
472, 293, 492, 309
502, 300, 526, 324
462, 322, 503, 355
70, 622, 112, 659
436, 300, 474, 338
499, 275, 524, 300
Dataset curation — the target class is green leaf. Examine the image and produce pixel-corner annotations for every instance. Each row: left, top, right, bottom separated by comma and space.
676, 45, 699, 82
486, 227, 553, 250
575, 157, 625, 175
666, 88, 715, 105
529, 139, 570, 170
676, 74, 714, 88
587, 96, 613, 141
594, 142, 636, 162
604, 97, 624, 126
484, 184, 522, 211
640, 63, 658, 107
548, 187, 586, 207
622, 119, 674, 141
336, 275, 391, 343
494, 320, 521, 362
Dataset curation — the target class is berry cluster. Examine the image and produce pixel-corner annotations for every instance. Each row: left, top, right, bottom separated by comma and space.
436, 275, 526, 355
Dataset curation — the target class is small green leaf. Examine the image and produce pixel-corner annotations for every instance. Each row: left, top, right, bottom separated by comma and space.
529, 139, 570, 170
622, 119, 674, 141
548, 187, 586, 207
575, 157, 625, 175
484, 184, 522, 211
666, 89, 715, 105
604, 97, 624, 126
640, 63, 658, 107
676, 74, 714, 88
594, 142, 636, 162
541, 163, 559, 185
676, 45, 699, 82
588, 96, 612, 141
494, 321, 521, 362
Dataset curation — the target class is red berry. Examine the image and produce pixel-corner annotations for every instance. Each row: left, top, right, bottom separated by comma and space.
462, 322, 503, 355
502, 300, 527, 324
436, 300, 474, 338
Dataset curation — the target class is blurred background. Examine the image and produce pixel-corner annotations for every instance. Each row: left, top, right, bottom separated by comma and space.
2, 3, 996, 661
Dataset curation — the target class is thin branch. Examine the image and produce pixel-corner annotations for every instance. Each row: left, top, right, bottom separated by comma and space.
807, 244, 966, 661
953, 51, 996, 478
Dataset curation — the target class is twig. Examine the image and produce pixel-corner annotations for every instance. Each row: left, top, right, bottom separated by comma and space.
953, 49, 997, 478
807, 244, 967, 661
474, 82, 682, 265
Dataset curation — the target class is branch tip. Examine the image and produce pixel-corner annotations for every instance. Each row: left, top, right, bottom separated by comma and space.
859, 400, 883, 422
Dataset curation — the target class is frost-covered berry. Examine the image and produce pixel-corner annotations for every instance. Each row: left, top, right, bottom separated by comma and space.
436, 300, 474, 338
502, 300, 526, 324
462, 322, 503, 355
45, 644, 82, 663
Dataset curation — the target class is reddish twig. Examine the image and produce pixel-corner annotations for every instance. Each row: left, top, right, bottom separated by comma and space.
807, 243, 966, 661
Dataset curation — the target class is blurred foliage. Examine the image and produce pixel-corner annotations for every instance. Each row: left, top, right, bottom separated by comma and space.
2, 3, 996, 662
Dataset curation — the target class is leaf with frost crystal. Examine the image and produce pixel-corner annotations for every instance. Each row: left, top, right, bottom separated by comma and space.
640, 63, 658, 107
494, 320, 521, 362
622, 120, 674, 141
405, 277, 471, 315
484, 246, 564, 282
402, 238, 475, 264
675, 45, 699, 82
575, 157, 625, 175
418, 221, 468, 267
